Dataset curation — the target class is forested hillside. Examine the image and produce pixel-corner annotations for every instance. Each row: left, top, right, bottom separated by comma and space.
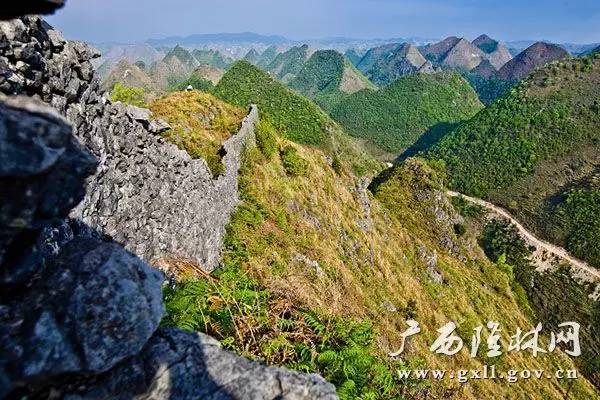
429, 54, 600, 268
331, 72, 483, 154
289, 50, 375, 111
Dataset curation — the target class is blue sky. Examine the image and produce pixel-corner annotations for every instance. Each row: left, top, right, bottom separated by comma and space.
47, 0, 600, 44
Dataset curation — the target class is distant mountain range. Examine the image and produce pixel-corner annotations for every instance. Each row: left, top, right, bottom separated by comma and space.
146, 32, 290, 46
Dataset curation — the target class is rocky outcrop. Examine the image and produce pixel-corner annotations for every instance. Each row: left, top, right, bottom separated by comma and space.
0, 16, 256, 271
0, 94, 164, 397
0, 93, 337, 400
0, 10, 337, 400
52, 329, 338, 400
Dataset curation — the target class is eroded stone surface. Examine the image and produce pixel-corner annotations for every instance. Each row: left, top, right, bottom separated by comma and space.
0, 16, 257, 271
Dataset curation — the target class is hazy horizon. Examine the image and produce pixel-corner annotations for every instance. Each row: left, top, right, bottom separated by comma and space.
47, 0, 600, 45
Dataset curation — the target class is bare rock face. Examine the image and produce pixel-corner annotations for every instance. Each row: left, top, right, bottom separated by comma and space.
0, 95, 96, 285
0, 16, 256, 271
441, 38, 485, 70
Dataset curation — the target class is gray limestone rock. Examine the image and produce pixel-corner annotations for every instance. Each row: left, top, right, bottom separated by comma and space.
50, 329, 338, 400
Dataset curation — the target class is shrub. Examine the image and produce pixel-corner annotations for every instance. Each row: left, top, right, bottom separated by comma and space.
331, 154, 343, 175
110, 82, 146, 107
256, 119, 278, 160
453, 223, 467, 236
281, 146, 308, 176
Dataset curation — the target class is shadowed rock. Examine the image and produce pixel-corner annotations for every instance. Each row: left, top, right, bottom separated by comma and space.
50, 329, 337, 400
0, 1, 65, 20
0, 95, 96, 285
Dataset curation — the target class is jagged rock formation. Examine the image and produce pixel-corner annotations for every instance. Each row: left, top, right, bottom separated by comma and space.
472, 34, 512, 69
498, 41, 569, 80
0, 11, 337, 400
0, 16, 258, 271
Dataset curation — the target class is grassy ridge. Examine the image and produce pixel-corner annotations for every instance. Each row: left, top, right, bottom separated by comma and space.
149, 91, 244, 175
331, 72, 483, 153
162, 134, 600, 398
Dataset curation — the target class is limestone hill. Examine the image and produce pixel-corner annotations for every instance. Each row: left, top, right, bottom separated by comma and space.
420, 36, 462, 63
344, 48, 364, 66
213, 60, 379, 173
498, 42, 570, 81
441, 38, 486, 70
163, 45, 199, 69
102, 59, 159, 96
471, 58, 497, 78
243, 48, 261, 64
331, 72, 483, 155
472, 34, 513, 69
356, 43, 434, 86
421, 35, 512, 72
191, 48, 232, 69
190, 64, 224, 85
266, 44, 313, 82
288, 50, 376, 111
256, 45, 281, 68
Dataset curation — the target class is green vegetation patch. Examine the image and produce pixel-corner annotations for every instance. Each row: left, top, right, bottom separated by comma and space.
110, 82, 147, 107
214, 61, 332, 147
429, 56, 600, 198
331, 72, 483, 153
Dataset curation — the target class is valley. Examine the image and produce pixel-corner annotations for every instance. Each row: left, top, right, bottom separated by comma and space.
58, 27, 600, 400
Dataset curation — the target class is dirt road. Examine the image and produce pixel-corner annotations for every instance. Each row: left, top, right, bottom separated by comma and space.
447, 191, 600, 282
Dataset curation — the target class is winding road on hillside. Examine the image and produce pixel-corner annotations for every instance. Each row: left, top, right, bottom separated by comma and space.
447, 191, 600, 282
